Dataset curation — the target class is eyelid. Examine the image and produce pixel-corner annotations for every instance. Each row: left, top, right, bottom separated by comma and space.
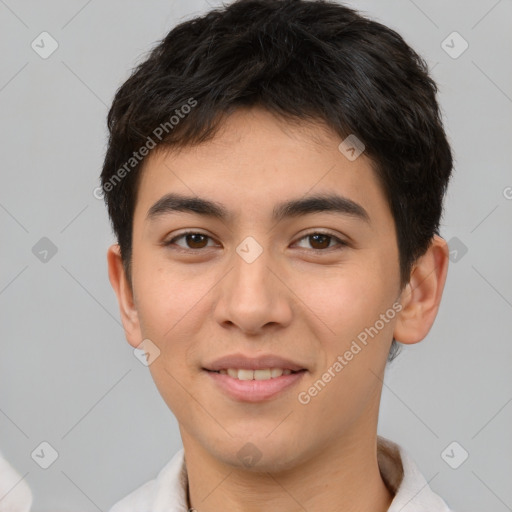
164, 230, 219, 248
164, 229, 348, 251
292, 229, 348, 250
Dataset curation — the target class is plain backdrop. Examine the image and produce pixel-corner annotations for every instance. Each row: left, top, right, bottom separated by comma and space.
1, 1, 511, 511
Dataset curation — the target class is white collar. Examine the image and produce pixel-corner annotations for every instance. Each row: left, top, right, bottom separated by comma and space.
110, 436, 455, 512
0, 453, 32, 512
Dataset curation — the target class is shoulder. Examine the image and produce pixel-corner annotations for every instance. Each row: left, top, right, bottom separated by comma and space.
0, 452, 32, 512
378, 437, 457, 512
109, 478, 159, 512
108, 448, 187, 512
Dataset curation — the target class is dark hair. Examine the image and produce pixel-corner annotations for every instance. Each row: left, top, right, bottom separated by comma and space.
100, 0, 453, 362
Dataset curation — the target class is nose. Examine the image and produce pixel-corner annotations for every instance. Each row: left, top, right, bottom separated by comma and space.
213, 244, 293, 336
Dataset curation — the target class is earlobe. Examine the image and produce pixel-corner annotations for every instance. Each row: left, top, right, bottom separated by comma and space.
393, 235, 449, 345
107, 244, 142, 348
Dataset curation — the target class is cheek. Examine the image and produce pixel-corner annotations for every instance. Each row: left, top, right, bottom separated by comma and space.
292, 255, 398, 371
301, 264, 390, 332
137, 267, 209, 415
133, 257, 210, 339
294, 268, 395, 428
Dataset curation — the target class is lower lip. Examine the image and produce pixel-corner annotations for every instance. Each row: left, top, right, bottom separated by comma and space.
205, 370, 306, 402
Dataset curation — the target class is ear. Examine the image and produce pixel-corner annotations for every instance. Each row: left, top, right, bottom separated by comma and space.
107, 244, 142, 348
393, 235, 449, 345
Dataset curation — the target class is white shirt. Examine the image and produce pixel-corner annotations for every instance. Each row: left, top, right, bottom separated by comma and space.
0, 452, 32, 512
109, 436, 456, 512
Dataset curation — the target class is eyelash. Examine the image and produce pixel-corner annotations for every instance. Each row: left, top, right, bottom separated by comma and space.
164, 230, 348, 253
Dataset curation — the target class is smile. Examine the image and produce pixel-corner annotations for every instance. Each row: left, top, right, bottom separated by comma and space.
205, 368, 307, 402
212, 368, 298, 380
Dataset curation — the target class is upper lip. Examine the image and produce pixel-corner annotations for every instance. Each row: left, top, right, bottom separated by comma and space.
204, 354, 307, 372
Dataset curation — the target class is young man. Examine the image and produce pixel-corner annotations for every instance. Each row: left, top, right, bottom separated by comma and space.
101, 0, 454, 510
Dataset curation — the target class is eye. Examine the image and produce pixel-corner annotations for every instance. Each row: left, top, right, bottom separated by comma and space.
165, 231, 218, 250
294, 232, 347, 251
164, 230, 347, 252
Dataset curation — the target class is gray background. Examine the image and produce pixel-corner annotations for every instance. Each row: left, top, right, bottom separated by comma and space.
1, 0, 511, 510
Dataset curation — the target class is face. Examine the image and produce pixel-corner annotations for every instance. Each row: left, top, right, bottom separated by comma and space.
115, 108, 406, 471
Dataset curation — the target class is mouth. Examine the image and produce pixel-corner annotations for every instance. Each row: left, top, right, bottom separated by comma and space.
206, 368, 304, 380
202, 353, 308, 402
203, 366, 307, 402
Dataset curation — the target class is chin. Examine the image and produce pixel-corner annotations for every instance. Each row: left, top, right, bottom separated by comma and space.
207, 434, 309, 473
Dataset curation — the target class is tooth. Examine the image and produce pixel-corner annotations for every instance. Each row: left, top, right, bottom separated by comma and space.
223, 368, 294, 380
237, 369, 254, 380
270, 368, 284, 378
254, 369, 271, 380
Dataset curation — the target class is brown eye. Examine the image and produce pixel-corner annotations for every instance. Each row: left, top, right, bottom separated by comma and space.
295, 232, 346, 251
166, 232, 215, 250
184, 233, 209, 249
309, 234, 331, 250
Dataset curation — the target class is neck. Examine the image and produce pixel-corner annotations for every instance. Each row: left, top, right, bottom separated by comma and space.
182, 429, 394, 512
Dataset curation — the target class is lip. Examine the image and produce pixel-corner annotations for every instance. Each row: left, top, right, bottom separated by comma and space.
204, 353, 307, 372
205, 369, 307, 402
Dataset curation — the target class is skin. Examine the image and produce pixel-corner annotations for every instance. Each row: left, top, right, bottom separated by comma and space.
108, 107, 449, 512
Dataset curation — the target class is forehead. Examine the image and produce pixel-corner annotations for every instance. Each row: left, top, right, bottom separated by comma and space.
133, 108, 391, 228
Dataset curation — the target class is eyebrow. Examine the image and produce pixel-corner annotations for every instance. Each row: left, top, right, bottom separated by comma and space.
146, 192, 370, 224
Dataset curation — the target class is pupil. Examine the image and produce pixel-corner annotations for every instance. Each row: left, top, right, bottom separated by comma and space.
311, 234, 330, 249
187, 234, 207, 248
